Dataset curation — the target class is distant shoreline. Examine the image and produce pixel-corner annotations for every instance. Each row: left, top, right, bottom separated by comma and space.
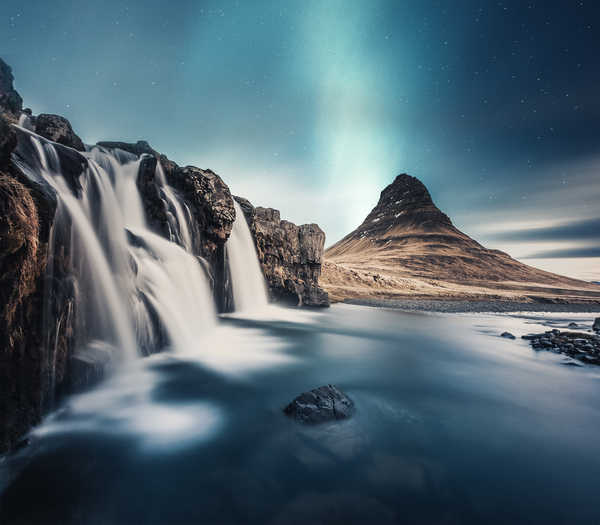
342, 298, 600, 314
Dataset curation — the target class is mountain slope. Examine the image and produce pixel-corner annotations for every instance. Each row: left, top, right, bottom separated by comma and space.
322, 174, 600, 303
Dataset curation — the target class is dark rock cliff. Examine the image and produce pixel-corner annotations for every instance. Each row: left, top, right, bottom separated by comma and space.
234, 196, 329, 307
0, 132, 80, 453
0, 59, 80, 452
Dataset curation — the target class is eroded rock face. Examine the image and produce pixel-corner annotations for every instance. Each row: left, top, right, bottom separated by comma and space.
0, 62, 77, 453
0, 115, 17, 163
0, 165, 76, 453
0, 58, 22, 120
234, 197, 329, 307
33, 114, 86, 151
284, 385, 354, 423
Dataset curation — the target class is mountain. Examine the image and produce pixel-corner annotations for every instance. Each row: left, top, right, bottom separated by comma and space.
321, 174, 600, 304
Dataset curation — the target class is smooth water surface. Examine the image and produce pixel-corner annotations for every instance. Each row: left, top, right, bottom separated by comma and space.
2, 305, 600, 524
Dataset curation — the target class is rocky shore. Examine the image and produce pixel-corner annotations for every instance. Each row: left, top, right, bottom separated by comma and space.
343, 298, 600, 314
522, 328, 600, 366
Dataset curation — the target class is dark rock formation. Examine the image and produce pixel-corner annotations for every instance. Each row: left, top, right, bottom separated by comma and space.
0, 58, 22, 120
0, 153, 76, 453
0, 115, 17, 163
284, 385, 354, 423
593, 318, 600, 333
33, 114, 85, 151
501, 332, 516, 339
12, 125, 87, 195
0, 62, 77, 453
66, 343, 114, 393
522, 330, 600, 365
234, 196, 329, 307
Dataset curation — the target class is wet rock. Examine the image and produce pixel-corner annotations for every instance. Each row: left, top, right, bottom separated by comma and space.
522, 329, 600, 366
500, 332, 516, 339
0, 167, 75, 453
234, 196, 329, 307
12, 125, 86, 195
593, 318, 600, 333
33, 114, 85, 151
568, 322, 578, 328
0, 114, 17, 164
66, 343, 114, 393
284, 385, 354, 423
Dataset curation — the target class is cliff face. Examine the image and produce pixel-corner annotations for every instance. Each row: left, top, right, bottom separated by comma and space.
235, 196, 329, 307
0, 59, 78, 452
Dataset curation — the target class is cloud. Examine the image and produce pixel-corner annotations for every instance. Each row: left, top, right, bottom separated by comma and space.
489, 217, 600, 242
523, 246, 600, 259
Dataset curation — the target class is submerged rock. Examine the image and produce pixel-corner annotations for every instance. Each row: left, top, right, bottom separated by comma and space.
593, 318, 600, 333
500, 332, 516, 339
284, 385, 354, 423
568, 322, 578, 328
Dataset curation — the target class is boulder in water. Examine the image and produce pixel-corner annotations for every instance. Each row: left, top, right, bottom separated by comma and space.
501, 332, 516, 339
593, 318, 600, 333
284, 385, 354, 423
66, 343, 115, 393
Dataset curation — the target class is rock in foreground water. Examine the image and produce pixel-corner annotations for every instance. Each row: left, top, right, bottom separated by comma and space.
522, 330, 600, 365
501, 332, 516, 339
284, 385, 354, 423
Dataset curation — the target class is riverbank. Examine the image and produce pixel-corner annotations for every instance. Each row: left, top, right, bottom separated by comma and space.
342, 298, 600, 314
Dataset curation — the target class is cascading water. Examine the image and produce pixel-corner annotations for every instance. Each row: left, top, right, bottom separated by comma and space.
12, 125, 216, 362
226, 200, 269, 312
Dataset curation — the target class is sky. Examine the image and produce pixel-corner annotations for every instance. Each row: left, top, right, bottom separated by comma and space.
2, 0, 599, 280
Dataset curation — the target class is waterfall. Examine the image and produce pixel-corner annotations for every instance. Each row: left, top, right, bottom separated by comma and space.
12, 126, 216, 362
227, 200, 269, 312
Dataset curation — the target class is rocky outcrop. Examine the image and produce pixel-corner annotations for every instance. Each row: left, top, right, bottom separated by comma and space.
33, 114, 85, 151
234, 196, 329, 307
0, 142, 76, 454
0, 58, 22, 120
0, 61, 77, 453
522, 330, 600, 366
284, 385, 354, 423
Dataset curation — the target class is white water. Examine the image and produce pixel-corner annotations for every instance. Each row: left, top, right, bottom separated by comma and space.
227, 200, 269, 312
155, 162, 195, 252
13, 127, 216, 361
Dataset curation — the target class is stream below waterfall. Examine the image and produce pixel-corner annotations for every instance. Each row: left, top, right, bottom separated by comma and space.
2, 305, 600, 524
